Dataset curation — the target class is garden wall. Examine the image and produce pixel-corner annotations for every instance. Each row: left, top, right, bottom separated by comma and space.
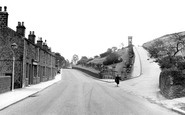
72, 66, 102, 79
159, 69, 185, 99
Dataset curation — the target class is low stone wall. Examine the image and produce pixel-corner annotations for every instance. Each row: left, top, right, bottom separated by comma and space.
0, 76, 11, 94
159, 69, 185, 99
72, 66, 102, 79
101, 73, 114, 79
122, 45, 135, 79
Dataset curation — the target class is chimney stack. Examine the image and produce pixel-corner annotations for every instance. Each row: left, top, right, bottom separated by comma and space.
0, 6, 9, 29
37, 37, 43, 48
43, 40, 48, 51
16, 21, 26, 37
28, 31, 36, 44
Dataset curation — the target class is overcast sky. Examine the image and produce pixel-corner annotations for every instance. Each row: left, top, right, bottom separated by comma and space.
2, 0, 185, 60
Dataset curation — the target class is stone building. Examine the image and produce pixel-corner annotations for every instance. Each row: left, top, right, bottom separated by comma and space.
0, 6, 57, 90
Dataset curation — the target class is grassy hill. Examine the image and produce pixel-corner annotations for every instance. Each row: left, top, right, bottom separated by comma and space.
143, 31, 185, 49
88, 48, 128, 65
87, 47, 130, 76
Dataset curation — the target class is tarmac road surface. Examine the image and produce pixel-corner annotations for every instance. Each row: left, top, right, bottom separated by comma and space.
0, 69, 179, 115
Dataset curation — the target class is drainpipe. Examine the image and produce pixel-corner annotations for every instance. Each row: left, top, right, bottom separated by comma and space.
50, 54, 52, 79
22, 38, 26, 88
44, 52, 47, 79
37, 47, 39, 83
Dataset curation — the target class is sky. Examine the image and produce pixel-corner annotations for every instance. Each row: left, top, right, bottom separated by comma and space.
1, 0, 185, 61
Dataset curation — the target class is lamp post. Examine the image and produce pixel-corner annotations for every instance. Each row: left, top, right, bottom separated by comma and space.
11, 43, 18, 91
57, 60, 60, 73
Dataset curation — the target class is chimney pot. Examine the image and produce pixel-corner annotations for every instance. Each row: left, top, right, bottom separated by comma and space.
0, 7, 2, 11
18, 22, 21, 26
32, 31, 34, 35
22, 22, 24, 26
4, 6, 7, 12
29, 31, 31, 35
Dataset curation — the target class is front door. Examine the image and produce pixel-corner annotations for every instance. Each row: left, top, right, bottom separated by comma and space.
28, 64, 33, 85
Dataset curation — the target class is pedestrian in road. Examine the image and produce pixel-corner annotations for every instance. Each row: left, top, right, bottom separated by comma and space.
115, 74, 120, 87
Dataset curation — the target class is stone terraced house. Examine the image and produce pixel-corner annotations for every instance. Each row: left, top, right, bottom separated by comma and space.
0, 6, 57, 93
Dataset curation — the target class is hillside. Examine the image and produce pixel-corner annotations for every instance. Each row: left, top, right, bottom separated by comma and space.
143, 31, 185, 49
88, 48, 128, 66
88, 57, 106, 65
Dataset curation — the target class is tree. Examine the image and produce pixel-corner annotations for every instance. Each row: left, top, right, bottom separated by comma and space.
103, 52, 121, 65
72, 54, 79, 65
107, 48, 112, 52
77, 56, 88, 65
55, 52, 65, 69
146, 39, 164, 59
111, 46, 118, 52
94, 55, 99, 58
100, 48, 112, 58
65, 59, 70, 68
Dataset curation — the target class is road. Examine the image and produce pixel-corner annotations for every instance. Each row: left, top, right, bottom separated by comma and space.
0, 69, 178, 115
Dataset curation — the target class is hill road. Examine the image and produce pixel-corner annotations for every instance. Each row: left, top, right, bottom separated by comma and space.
0, 69, 178, 115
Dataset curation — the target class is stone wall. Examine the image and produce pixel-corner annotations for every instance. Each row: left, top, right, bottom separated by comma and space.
159, 69, 185, 99
72, 66, 102, 79
121, 45, 135, 79
0, 76, 11, 94
100, 69, 114, 79
0, 28, 24, 88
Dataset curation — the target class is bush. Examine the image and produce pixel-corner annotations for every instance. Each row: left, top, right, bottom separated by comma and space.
176, 61, 185, 70
158, 56, 184, 70
148, 47, 160, 58
158, 56, 174, 69
103, 53, 122, 65
128, 46, 134, 58
100, 50, 112, 58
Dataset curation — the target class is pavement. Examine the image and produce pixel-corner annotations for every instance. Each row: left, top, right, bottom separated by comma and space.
0, 73, 62, 111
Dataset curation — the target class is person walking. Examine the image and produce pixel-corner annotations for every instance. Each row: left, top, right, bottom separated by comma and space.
115, 74, 120, 87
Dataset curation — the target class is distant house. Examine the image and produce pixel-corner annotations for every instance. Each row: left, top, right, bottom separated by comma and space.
0, 6, 57, 90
